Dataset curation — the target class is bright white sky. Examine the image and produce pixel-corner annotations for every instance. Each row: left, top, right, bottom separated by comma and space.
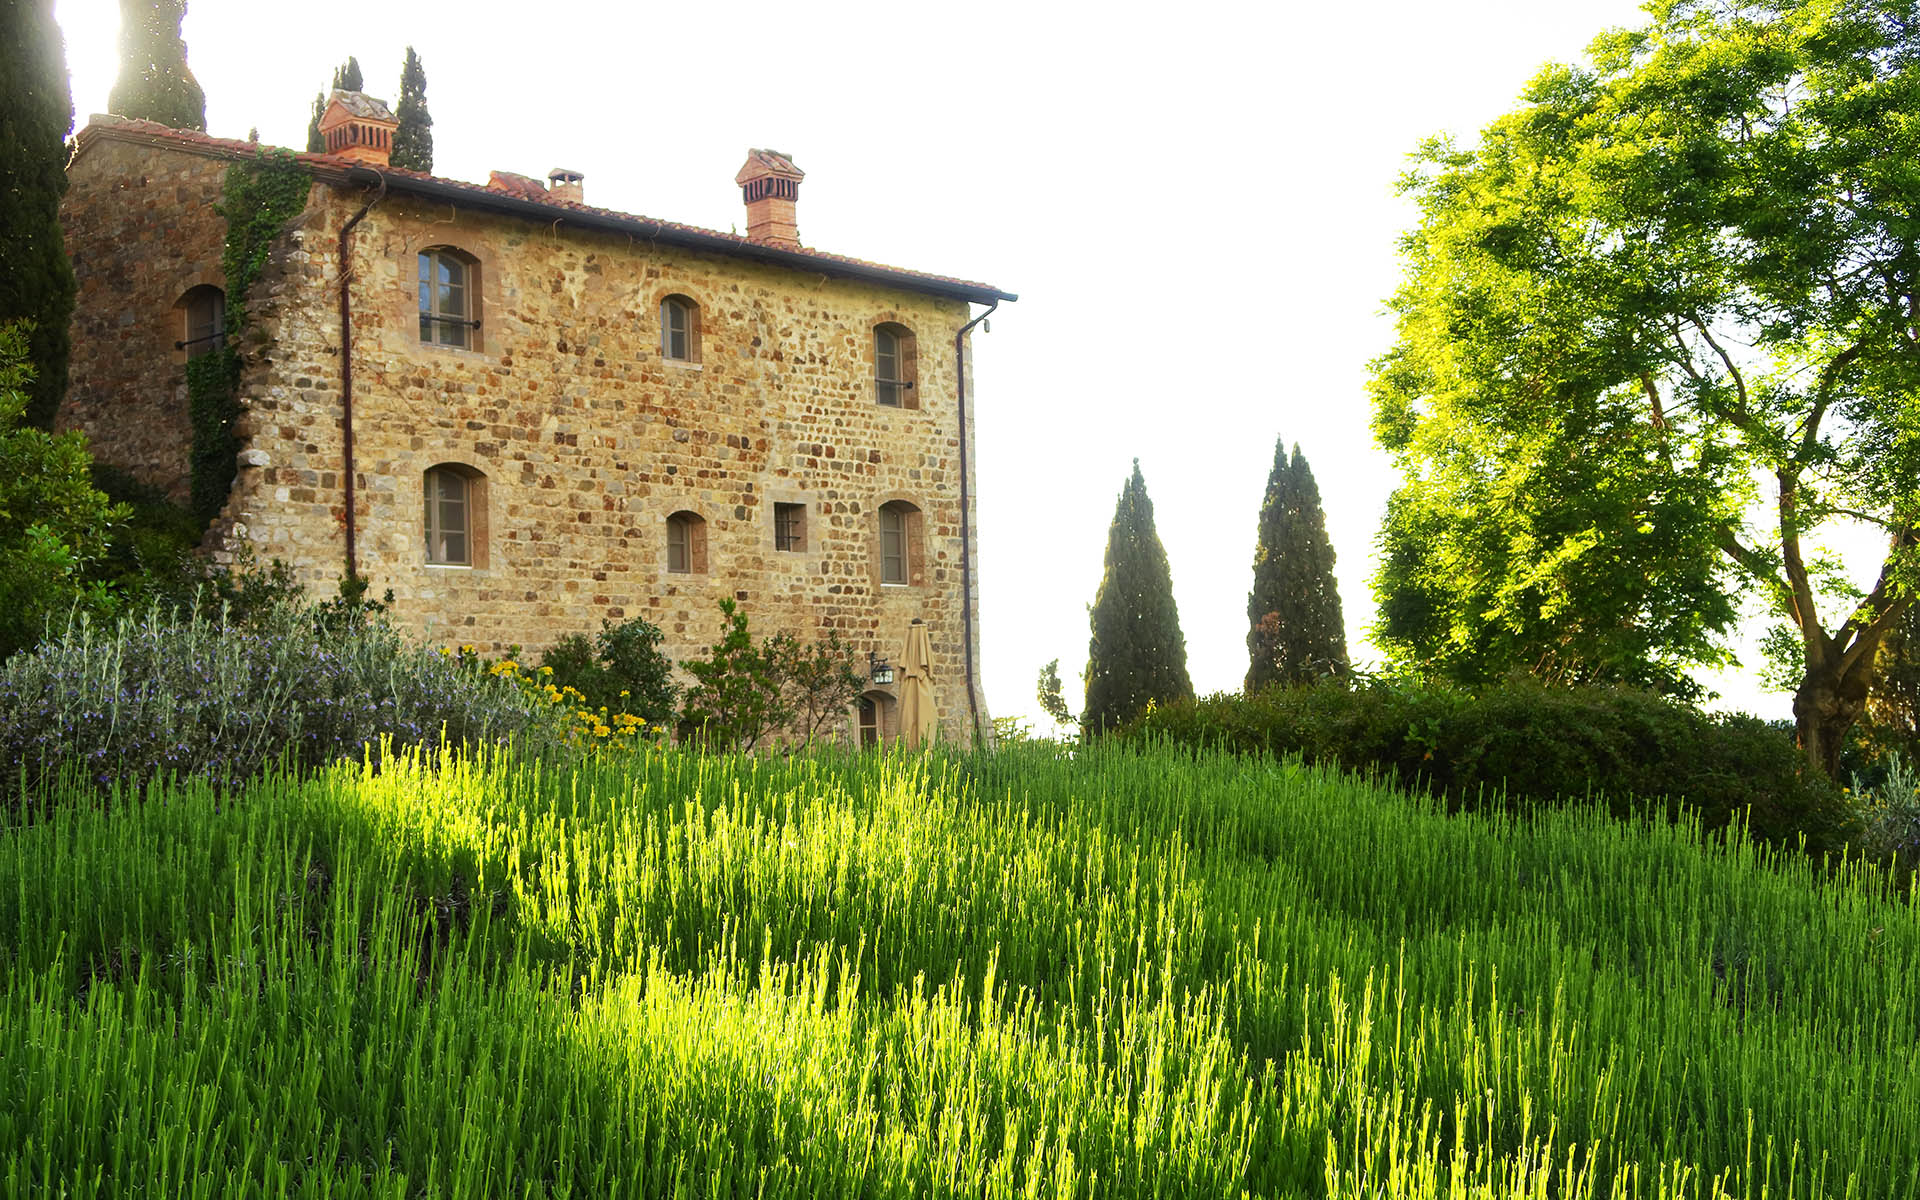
56, 0, 1801, 729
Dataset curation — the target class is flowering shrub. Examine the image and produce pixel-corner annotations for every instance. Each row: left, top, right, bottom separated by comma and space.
446, 646, 664, 752
0, 602, 554, 800
535, 615, 677, 722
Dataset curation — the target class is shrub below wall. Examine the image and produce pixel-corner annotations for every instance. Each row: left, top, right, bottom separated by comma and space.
0, 600, 553, 801
1127, 679, 1856, 850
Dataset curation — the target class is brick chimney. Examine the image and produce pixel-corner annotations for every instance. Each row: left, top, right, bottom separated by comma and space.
547, 168, 585, 204
734, 149, 804, 248
317, 90, 398, 167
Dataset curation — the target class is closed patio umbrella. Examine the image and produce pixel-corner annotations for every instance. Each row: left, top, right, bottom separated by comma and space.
898, 619, 939, 747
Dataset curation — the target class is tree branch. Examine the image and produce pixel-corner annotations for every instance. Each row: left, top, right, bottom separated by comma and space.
1686, 315, 1769, 441
1715, 527, 1792, 610
1835, 525, 1918, 677
1777, 469, 1824, 655
1796, 340, 1866, 462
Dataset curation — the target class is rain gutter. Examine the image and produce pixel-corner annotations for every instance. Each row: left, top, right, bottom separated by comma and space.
955, 299, 998, 747
338, 172, 386, 581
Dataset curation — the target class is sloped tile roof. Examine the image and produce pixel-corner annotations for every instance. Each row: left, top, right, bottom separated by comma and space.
72, 118, 1016, 304
324, 90, 396, 123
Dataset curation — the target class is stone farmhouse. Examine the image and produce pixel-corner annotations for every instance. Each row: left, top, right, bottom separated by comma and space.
58, 91, 1015, 746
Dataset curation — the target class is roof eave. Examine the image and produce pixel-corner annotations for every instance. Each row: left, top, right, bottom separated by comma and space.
325, 165, 1019, 305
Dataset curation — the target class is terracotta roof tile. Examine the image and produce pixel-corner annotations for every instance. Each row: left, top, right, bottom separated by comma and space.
324, 90, 396, 123
74, 119, 1015, 303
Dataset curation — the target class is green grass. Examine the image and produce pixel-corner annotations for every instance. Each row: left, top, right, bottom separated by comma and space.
2, 739, 1916, 1197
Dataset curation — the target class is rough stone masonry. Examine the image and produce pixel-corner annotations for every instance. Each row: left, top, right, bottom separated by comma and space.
58, 99, 1015, 746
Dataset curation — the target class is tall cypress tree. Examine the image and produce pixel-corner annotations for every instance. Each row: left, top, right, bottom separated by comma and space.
107, 0, 205, 131
1245, 436, 1348, 692
306, 56, 363, 152
0, 0, 77, 430
391, 46, 433, 172
1083, 461, 1192, 733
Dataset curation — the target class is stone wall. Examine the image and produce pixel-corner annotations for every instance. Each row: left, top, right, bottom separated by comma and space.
59, 137, 236, 502
209, 170, 992, 743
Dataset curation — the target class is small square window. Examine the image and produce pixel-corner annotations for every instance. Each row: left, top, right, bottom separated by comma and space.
774, 502, 806, 552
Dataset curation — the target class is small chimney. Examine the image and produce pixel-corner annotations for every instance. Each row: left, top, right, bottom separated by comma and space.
734, 149, 804, 249
316, 90, 398, 168
547, 168, 585, 204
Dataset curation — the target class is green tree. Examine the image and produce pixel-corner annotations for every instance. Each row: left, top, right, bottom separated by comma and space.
767, 628, 863, 743
1083, 461, 1192, 733
0, 0, 76, 430
305, 56, 364, 153
0, 324, 129, 660
680, 599, 793, 752
1245, 437, 1347, 692
1036, 658, 1075, 729
1370, 0, 1920, 774
107, 0, 204, 131
391, 46, 433, 172
1858, 604, 1920, 770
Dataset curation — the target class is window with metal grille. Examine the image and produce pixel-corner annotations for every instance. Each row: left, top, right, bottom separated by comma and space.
774, 502, 805, 552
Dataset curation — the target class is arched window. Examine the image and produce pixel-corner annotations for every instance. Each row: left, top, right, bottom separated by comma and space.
666, 510, 708, 574
878, 500, 923, 586
874, 323, 917, 408
424, 464, 486, 566
178, 285, 226, 360
418, 248, 478, 349
660, 294, 699, 362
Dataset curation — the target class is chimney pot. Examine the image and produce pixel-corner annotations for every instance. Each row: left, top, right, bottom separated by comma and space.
548, 168, 585, 205
733, 149, 804, 249
316, 90, 399, 168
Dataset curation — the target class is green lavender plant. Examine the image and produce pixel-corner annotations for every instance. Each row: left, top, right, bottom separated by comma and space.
2, 739, 1917, 1195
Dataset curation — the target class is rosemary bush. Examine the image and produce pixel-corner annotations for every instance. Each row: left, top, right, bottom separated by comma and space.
1856, 753, 1920, 876
0, 600, 548, 798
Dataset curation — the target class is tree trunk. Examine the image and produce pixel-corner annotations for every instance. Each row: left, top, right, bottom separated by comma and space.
1794, 648, 1876, 779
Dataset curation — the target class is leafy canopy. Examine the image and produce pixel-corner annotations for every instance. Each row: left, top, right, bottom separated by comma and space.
0, 324, 129, 660
1371, 0, 1920, 766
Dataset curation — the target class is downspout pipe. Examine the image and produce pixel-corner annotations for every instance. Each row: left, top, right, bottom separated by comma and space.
955, 298, 998, 747
338, 173, 386, 582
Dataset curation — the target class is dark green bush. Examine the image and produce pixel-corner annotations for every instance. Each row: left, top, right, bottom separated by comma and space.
537, 615, 677, 722
1127, 678, 1856, 850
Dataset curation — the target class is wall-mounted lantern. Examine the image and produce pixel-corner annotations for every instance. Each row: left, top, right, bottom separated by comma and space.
868, 652, 895, 686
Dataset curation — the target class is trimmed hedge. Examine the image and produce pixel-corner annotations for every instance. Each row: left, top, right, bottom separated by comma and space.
1126, 679, 1857, 850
